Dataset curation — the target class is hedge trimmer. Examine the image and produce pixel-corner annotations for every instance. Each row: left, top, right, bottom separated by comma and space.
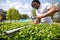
4, 24, 31, 40
4, 26, 29, 35
4, 24, 31, 36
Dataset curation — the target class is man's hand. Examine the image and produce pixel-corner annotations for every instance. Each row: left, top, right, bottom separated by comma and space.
36, 14, 44, 19
32, 18, 41, 24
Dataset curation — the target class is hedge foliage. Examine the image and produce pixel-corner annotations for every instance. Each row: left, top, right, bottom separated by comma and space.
0, 22, 60, 40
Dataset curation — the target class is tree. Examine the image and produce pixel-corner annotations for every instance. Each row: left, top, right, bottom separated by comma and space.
0, 9, 7, 20
0, 14, 3, 21
1, 9, 7, 20
0, 9, 3, 22
21, 14, 29, 19
6, 8, 21, 22
31, 9, 36, 16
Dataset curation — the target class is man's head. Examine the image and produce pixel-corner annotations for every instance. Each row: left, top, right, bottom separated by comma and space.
32, 0, 40, 9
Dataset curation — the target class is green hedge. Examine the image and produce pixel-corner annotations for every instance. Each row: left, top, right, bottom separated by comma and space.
0, 22, 60, 40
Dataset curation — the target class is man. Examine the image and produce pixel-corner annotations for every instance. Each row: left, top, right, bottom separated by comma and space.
31, 0, 59, 24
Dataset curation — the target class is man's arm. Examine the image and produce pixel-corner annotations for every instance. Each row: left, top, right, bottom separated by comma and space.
32, 6, 59, 24
36, 6, 59, 19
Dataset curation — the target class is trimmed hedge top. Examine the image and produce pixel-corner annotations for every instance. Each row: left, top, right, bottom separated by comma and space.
0, 22, 60, 40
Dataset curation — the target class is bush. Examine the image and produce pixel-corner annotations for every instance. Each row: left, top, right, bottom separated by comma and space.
0, 22, 60, 40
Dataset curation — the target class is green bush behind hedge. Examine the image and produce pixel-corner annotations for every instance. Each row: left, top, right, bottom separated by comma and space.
0, 22, 60, 40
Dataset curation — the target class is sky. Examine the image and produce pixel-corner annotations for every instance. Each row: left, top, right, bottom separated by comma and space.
0, 0, 60, 14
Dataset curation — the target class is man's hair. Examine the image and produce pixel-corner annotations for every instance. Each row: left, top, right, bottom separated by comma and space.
31, 0, 40, 7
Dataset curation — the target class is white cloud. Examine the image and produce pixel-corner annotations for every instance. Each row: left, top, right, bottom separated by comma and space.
6, 0, 11, 3
1, 0, 32, 14
23, 3, 29, 9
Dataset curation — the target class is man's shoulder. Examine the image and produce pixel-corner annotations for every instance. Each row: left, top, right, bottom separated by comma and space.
42, 2, 51, 6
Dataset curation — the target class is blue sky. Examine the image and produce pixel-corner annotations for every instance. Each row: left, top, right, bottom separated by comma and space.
0, 0, 60, 14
